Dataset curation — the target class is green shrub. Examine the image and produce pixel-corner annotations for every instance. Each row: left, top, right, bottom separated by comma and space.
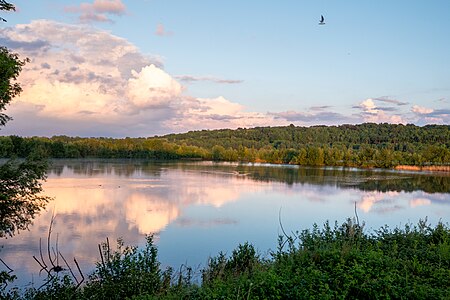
81, 235, 169, 300
4, 219, 448, 299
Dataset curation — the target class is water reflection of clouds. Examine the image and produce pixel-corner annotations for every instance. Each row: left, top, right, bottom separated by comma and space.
290, 186, 331, 203
43, 171, 266, 235
358, 192, 400, 213
410, 198, 432, 208
356, 191, 449, 214
175, 217, 238, 227
417, 193, 450, 206
4, 162, 449, 288
276, 183, 448, 216
125, 193, 180, 234
371, 205, 404, 214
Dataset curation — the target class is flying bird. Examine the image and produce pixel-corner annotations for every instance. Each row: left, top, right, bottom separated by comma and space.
319, 15, 325, 25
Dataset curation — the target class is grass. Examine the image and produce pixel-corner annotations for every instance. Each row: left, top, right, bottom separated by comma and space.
2, 219, 449, 299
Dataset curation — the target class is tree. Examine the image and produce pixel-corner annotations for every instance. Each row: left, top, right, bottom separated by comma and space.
0, 154, 50, 237
0, 47, 29, 126
1, 1, 29, 126
1, 2, 50, 293
0, 0, 15, 22
0, 1, 50, 238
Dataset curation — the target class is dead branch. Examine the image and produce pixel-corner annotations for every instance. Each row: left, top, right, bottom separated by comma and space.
47, 212, 57, 269
278, 207, 297, 250
38, 237, 48, 271
354, 201, 360, 226
0, 258, 14, 274
73, 258, 84, 289
60, 252, 77, 284
32, 212, 84, 291
33, 255, 51, 277
98, 244, 105, 269
106, 237, 110, 262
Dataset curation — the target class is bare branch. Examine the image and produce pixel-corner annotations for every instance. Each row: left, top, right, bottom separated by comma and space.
73, 257, 85, 289
60, 252, 78, 284
33, 255, 50, 277
38, 238, 48, 271
98, 243, 105, 269
47, 212, 56, 268
0, 257, 13, 273
354, 201, 360, 227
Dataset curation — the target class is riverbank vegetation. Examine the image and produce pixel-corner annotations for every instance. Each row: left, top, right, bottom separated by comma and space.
1, 123, 449, 169
2, 219, 449, 299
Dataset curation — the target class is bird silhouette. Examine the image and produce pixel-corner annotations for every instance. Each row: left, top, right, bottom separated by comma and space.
319, 15, 325, 25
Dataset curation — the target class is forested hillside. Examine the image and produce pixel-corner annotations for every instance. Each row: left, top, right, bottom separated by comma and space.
1, 123, 449, 168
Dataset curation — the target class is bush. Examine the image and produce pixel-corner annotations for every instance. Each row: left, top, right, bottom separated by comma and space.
4, 220, 448, 299
81, 235, 170, 300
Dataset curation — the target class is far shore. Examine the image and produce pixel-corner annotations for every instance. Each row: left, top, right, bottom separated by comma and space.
395, 165, 450, 172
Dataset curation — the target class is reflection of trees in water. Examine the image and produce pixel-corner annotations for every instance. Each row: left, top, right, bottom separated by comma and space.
48, 160, 449, 195
48, 163, 64, 176
244, 165, 450, 194
49, 160, 164, 178
354, 175, 450, 194
0, 157, 51, 238
163, 161, 450, 194
194, 163, 449, 194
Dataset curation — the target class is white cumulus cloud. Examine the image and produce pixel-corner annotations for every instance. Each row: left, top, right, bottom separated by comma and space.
355, 98, 406, 124
127, 65, 183, 110
4, 20, 444, 137
0, 20, 282, 137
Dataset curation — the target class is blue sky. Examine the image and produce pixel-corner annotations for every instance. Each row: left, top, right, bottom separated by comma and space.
1, 0, 449, 137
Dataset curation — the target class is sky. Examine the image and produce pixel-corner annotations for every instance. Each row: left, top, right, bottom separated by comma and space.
1, 0, 449, 137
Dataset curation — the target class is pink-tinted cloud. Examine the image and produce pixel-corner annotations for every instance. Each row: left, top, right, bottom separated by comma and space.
168, 96, 284, 132
409, 198, 431, 208
269, 110, 352, 125
65, 0, 126, 23
79, 12, 112, 23
175, 75, 242, 84
358, 191, 401, 213
155, 23, 173, 37
411, 106, 450, 125
412, 105, 433, 115
1, 20, 282, 137
354, 98, 407, 124
372, 97, 408, 106
89, 0, 126, 14
2, 20, 447, 138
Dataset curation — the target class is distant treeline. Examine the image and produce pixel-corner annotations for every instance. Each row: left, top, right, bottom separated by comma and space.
1, 123, 449, 168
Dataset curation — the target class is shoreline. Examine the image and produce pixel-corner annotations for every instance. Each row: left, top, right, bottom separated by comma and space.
5, 157, 450, 173
394, 165, 450, 172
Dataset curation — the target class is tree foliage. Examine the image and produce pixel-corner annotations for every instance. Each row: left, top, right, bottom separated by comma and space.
1, 124, 448, 168
0, 47, 29, 126
0, 155, 50, 237
0, 1, 50, 238
0, 0, 15, 22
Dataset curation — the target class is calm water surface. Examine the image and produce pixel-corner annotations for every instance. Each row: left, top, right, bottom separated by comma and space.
2, 159, 450, 288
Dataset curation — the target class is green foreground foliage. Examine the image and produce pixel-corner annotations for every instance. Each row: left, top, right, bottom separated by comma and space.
1, 123, 449, 168
3, 219, 449, 299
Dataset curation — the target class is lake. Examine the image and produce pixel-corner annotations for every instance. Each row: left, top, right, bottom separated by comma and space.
2, 159, 450, 289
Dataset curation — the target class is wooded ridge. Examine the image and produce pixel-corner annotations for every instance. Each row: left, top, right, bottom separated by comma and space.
1, 123, 449, 168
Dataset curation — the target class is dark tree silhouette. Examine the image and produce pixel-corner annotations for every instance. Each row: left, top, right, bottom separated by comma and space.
0, 1, 50, 238
0, 0, 15, 22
